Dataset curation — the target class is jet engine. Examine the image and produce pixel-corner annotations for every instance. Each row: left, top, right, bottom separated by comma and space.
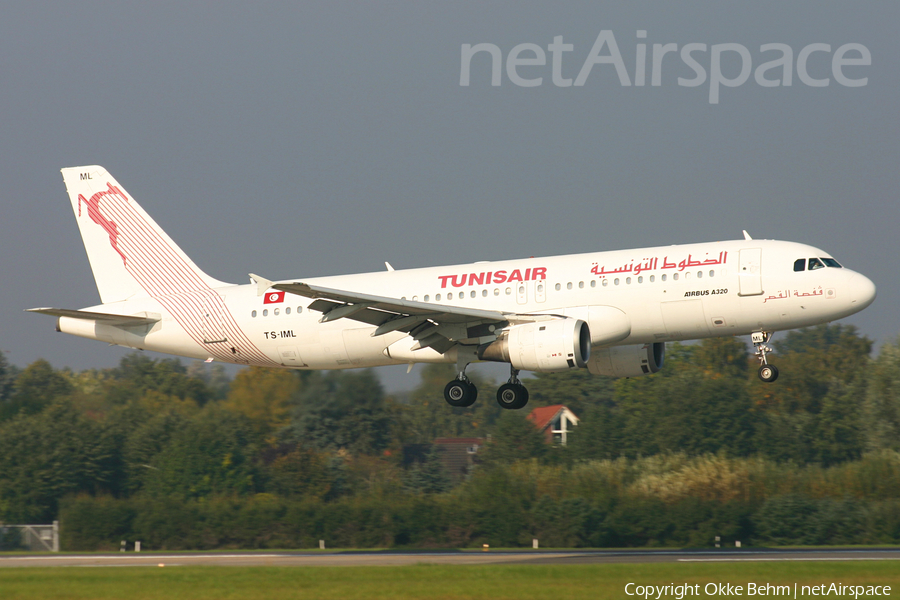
478, 318, 590, 372
586, 343, 665, 378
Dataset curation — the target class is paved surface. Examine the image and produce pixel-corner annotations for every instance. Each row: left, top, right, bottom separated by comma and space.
1, 548, 899, 568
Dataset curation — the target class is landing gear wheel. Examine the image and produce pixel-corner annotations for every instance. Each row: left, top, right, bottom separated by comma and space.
444, 379, 477, 407
758, 364, 779, 383
496, 383, 529, 410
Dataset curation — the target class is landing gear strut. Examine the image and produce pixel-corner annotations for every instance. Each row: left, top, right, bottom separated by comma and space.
443, 355, 478, 408
496, 367, 529, 410
752, 331, 779, 383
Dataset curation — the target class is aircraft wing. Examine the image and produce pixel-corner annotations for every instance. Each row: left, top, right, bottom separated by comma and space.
27, 308, 161, 326
250, 274, 553, 355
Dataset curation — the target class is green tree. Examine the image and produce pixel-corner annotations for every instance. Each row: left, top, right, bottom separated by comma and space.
0, 359, 72, 421
289, 370, 394, 456
863, 337, 900, 451
262, 444, 336, 500
224, 367, 304, 436
752, 324, 872, 463
526, 369, 615, 415
0, 351, 17, 405
0, 400, 117, 522
613, 342, 756, 458
403, 447, 452, 494
105, 353, 214, 406
141, 406, 261, 500
479, 410, 547, 465
567, 402, 625, 460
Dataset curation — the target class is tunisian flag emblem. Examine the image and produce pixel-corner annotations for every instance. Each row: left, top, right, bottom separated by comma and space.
263, 291, 285, 304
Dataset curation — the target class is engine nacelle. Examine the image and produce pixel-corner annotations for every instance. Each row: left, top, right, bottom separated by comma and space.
587, 343, 665, 378
478, 318, 590, 372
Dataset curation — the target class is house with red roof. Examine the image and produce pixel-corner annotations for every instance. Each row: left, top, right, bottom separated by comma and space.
526, 404, 580, 445
432, 438, 483, 483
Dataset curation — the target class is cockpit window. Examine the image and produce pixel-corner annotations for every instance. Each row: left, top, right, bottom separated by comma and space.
793, 259, 806, 272
808, 258, 825, 271
822, 258, 843, 268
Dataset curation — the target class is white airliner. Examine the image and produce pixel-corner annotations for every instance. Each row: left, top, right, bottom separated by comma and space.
30, 166, 876, 409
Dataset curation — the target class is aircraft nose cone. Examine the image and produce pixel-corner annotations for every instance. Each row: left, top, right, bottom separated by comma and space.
850, 273, 876, 309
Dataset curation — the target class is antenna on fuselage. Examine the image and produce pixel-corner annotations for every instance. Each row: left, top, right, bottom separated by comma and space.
742, 230, 753, 241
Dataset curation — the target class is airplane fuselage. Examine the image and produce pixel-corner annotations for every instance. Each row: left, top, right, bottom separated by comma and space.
37, 165, 876, 407
59, 238, 874, 370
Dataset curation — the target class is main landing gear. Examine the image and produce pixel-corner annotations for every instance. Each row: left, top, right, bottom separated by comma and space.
752, 331, 779, 383
496, 367, 529, 410
443, 376, 477, 408
442, 365, 530, 410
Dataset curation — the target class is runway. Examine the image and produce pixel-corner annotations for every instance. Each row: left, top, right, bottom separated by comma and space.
1, 548, 899, 568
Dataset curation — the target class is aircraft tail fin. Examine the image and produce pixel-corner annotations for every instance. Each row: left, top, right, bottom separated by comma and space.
61, 166, 228, 304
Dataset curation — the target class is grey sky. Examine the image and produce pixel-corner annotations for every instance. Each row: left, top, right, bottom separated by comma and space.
1, 2, 896, 390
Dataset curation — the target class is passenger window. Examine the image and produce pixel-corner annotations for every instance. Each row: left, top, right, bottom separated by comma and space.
590, 280, 596, 288
661, 274, 667, 282
436, 294, 441, 301
637, 276, 643, 283
614, 278, 620, 285
274, 308, 280, 316
808, 258, 825, 270
447, 293, 453, 300
709, 270, 714, 278
297, 306, 303, 313
482, 289, 487, 297
649, 275, 655, 283
424, 295, 430, 302
506, 287, 511, 295
673, 273, 679, 281
578, 281, 584, 289
470, 290, 476, 298
626, 277, 631, 284
262, 309, 268, 317
567, 282, 573, 290
697, 271, 702, 279
285, 307, 291, 315
794, 258, 806, 272
555, 283, 561, 291
602, 279, 608, 287
251, 310, 257, 318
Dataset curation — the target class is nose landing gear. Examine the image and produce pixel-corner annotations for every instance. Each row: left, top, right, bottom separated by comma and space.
752, 331, 779, 383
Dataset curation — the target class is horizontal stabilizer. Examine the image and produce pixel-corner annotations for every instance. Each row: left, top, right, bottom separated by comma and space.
27, 307, 160, 327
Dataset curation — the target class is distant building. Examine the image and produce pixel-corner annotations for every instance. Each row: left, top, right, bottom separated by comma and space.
527, 404, 580, 445
432, 438, 483, 483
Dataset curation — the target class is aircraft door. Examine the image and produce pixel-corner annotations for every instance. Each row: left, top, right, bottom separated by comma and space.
535, 279, 546, 303
738, 248, 763, 296
516, 281, 528, 305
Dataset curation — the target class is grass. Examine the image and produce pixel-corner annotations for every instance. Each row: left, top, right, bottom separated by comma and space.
0, 562, 898, 600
